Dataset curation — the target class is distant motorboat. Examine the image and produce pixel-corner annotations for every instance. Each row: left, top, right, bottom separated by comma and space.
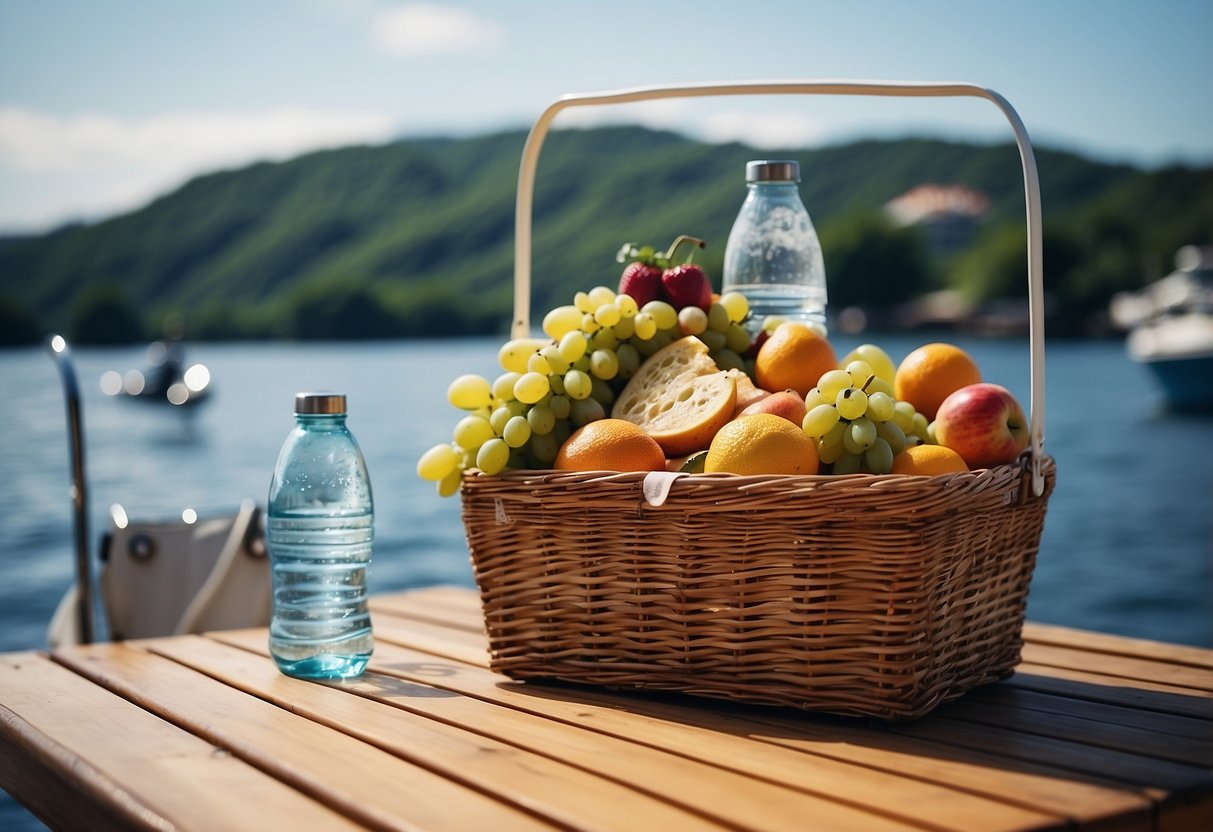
1111, 245, 1213, 411
100, 340, 213, 407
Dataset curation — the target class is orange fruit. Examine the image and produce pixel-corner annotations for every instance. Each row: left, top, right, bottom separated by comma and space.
893, 343, 981, 421
704, 413, 819, 475
554, 418, 666, 472
889, 444, 968, 476
754, 322, 837, 396
611, 336, 737, 456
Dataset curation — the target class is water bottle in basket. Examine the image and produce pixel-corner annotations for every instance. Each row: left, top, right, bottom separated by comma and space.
722, 160, 828, 334
267, 392, 374, 679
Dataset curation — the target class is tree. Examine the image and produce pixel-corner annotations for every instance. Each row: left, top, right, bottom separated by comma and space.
819, 212, 933, 311
0, 294, 40, 346
67, 283, 144, 345
950, 221, 1134, 336
289, 283, 403, 340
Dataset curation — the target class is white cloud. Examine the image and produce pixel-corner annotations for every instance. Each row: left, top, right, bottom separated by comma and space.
555, 100, 695, 134
0, 107, 398, 231
554, 101, 827, 149
0, 107, 397, 173
372, 3, 504, 55
699, 111, 826, 149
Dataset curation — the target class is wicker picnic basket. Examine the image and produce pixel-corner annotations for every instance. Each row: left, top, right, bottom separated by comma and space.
462, 81, 1056, 720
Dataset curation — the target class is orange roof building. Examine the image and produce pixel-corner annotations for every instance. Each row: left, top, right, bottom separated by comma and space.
885, 184, 990, 255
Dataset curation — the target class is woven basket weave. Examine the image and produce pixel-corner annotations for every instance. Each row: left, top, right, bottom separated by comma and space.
465, 459, 1054, 720
464, 81, 1055, 720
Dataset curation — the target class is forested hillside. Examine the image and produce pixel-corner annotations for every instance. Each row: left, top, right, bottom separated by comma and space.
1, 126, 1209, 344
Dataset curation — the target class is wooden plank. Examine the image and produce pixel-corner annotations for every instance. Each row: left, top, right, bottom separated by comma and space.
1021, 642, 1213, 692
937, 704, 1209, 777
1157, 793, 1213, 832
370, 591, 486, 635
1008, 667, 1213, 721
51, 642, 560, 832
7, 588, 1211, 832
1023, 622, 1213, 671
0, 652, 361, 831
374, 590, 1213, 829
884, 713, 1208, 793
178, 634, 973, 832
385, 585, 484, 615
937, 689, 1211, 764
371, 606, 1213, 756
213, 630, 1067, 832
372, 612, 494, 666
366, 591, 1213, 828
371, 589, 487, 635
305, 625, 1158, 831
142, 637, 736, 832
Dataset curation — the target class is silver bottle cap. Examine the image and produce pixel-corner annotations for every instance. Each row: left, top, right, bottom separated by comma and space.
745, 160, 800, 183
295, 392, 346, 414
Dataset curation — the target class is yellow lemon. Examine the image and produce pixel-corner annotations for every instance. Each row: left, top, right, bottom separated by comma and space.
704, 413, 819, 475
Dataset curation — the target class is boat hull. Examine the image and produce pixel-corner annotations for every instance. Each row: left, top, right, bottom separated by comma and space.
1138, 352, 1213, 411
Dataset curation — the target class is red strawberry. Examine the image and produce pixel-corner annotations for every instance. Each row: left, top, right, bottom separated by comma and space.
658, 235, 711, 310
616, 243, 666, 307
661, 263, 713, 311
618, 261, 663, 307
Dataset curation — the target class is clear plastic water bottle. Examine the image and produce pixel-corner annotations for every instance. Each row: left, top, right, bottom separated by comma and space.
268, 392, 373, 679
722, 160, 828, 334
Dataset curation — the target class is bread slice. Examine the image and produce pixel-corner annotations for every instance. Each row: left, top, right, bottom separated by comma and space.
611, 336, 737, 456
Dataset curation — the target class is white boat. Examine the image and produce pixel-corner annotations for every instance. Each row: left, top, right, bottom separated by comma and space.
1111, 245, 1213, 411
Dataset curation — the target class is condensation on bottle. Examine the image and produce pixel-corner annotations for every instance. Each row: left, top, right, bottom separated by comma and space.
722, 159, 828, 335
267, 392, 374, 679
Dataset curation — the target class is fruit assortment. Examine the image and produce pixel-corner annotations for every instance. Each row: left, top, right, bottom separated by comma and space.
417, 237, 1030, 494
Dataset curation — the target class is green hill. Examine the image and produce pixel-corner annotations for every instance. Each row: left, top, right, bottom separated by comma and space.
1, 126, 1209, 343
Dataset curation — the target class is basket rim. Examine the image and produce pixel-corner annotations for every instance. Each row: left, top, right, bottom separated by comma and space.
460, 454, 1056, 513
461, 452, 1054, 486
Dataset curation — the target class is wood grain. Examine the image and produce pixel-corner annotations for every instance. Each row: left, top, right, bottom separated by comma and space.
0, 652, 361, 831
2, 588, 1209, 832
371, 589, 1213, 831
51, 641, 559, 831
210, 628, 1058, 832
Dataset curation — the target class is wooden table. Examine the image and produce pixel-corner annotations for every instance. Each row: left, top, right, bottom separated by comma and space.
2, 587, 1210, 831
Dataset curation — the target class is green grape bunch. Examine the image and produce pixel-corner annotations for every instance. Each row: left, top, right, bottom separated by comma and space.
417, 283, 755, 495
800, 360, 934, 475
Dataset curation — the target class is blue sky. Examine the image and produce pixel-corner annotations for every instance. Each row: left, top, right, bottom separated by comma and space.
2, 0, 1210, 233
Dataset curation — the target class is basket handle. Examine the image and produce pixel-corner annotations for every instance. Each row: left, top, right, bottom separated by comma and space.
513, 80, 1046, 497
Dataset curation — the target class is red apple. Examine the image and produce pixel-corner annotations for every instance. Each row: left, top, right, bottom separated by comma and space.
933, 383, 1029, 468
738, 389, 807, 425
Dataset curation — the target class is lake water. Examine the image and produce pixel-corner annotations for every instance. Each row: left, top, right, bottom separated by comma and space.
2, 334, 1211, 827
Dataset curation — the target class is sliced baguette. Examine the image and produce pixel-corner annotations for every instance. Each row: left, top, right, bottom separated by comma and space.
611, 336, 737, 456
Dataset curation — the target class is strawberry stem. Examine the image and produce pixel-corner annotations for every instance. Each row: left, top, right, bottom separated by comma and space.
662, 235, 706, 264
